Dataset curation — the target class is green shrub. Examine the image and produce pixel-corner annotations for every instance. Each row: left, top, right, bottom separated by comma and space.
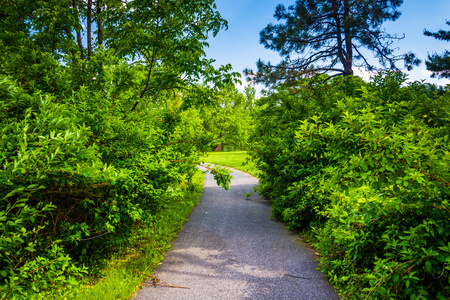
0, 72, 231, 298
1, 76, 108, 298
250, 73, 450, 298
249, 75, 364, 228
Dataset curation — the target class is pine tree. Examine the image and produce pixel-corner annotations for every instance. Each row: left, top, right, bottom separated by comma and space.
424, 20, 450, 79
245, 0, 420, 85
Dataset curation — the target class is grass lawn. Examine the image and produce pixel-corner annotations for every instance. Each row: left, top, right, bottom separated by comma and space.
203, 151, 259, 178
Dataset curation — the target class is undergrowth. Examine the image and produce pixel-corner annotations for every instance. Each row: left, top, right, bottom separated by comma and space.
42, 170, 204, 300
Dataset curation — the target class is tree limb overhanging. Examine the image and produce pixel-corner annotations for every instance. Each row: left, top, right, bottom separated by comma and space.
424, 20, 450, 79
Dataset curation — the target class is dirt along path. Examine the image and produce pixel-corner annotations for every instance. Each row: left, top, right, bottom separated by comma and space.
133, 166, 339, 299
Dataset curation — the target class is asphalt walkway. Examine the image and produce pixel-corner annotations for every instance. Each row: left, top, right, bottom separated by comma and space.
133, 167, 339, 299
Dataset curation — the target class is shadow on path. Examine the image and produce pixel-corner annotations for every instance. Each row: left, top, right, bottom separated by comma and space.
133, 168, 339, 300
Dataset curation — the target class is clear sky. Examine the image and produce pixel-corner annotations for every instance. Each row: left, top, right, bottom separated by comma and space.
204, 0, 450, 93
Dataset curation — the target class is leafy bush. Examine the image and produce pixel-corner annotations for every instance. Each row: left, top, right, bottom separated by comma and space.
250, 75, 363, 228
0, 76, 107, 297
250, 73, 450, 299
0, 69, 231, 298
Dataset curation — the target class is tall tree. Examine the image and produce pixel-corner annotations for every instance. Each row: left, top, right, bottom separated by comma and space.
104, 0, 232, 111
424, 20, 450, 79
245, 0, 420, 85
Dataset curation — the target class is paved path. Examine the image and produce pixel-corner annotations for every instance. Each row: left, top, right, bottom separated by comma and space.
133, 167, 339, 300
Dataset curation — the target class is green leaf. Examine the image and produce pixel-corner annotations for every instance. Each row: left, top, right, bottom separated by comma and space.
364, 214, 371, 226
425, 260, 432, 273
361, 161, 368, 171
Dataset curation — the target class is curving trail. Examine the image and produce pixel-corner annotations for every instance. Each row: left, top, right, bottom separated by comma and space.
133, 166, 339, 300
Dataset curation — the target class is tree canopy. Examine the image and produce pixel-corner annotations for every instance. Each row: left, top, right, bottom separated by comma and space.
200, 86, 256, 150
0, 0, 239, 105
245, 0, 420, 85
424, 20, 450, 79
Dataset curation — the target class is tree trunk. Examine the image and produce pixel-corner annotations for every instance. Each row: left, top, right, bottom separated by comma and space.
342, 0, 353, 76
72, 0, 85, 60
343, 61, 353, 76
87, 0, 92, 58
96, 0, 103, 47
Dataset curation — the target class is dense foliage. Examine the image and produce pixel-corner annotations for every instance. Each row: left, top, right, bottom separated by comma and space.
200, 86, 256, 150
249, 73, 450, 299
0, 0, 235, 298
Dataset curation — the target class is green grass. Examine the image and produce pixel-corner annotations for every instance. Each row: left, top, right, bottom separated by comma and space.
44, 171, 204, 300
204, 151, 259, 178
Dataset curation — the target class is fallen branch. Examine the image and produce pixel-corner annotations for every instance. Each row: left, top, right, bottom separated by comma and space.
145, 276, 191, 289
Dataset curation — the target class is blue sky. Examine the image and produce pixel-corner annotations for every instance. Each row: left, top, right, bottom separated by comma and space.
204, 0, 450, 92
